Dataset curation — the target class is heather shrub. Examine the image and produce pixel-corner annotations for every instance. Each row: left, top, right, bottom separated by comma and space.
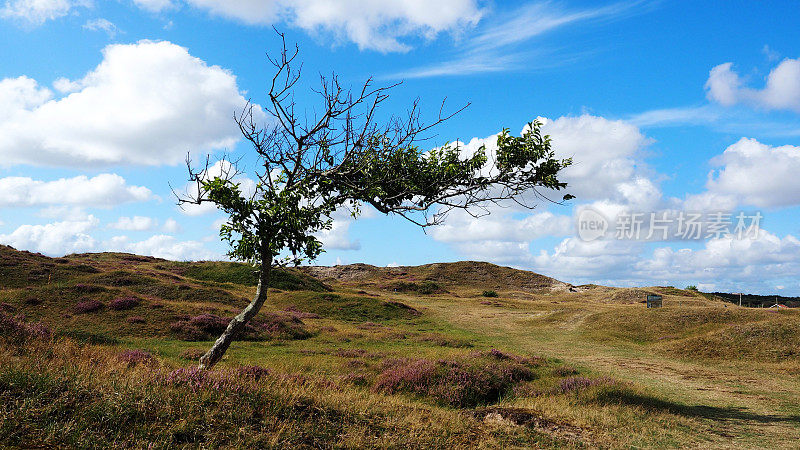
109, 296, 140, 311
236, 365, 271, 380
373, 350, 540, 407
170, 314, 229, 341
24, 297, 42, 306
283, 305, 321, 319
0, 312, 52, 344
117, 349, 157, 367
73, 283, 105, 293
553, 366, 580, 377
341, 372, 370, 386
0, 302, 16, 312
73, 299, 104, 314
126, 315, 145, 324
171, 314, 270, 341
258, 313, 313, 340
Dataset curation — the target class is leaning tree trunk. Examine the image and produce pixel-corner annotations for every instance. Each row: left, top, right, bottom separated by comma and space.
199, 254, 273, 370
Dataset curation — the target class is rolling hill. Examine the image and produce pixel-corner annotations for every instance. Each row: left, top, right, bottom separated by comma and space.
1, 245, 799, 448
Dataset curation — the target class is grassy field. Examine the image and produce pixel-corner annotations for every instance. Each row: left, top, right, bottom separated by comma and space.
1, 245, 798, 448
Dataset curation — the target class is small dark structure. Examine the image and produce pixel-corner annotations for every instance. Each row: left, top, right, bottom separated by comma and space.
646, 294, 663, 308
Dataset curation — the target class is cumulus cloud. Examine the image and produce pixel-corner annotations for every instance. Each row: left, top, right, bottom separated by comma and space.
635, 231, 800, 287
706, 138, 800, 208
540, 115, 654, 204
0, 174, 152, 207
162, 218, 182, 233
0, 215, 98, 255
0, 40, 256, 168
108, 216, 158, 231
0, 0, 88, 25
705, 58, 800, 112
178, 160, 257, 216
182, 0, 482, 52
106, 234, 219, 261
427, 114, 657, 269
315, 220, 360, 251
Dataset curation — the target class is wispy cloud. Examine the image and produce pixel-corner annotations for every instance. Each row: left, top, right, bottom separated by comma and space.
628, 105, 721, 127
390, 0, 656, 79
628, 104, 800, 138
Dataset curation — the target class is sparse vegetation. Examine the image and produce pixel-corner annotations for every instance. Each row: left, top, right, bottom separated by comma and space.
1, 246, 798, 448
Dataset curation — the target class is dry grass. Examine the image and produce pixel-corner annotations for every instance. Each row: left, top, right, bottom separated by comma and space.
2, 246, 799, 448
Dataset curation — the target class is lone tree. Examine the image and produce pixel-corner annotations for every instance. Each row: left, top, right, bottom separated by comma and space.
178, 36, 573, 369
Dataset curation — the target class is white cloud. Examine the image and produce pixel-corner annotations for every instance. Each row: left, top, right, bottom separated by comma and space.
0, 0, 88, 25
541, 115, 654, 205
430, 210, 571, 244
635, 231, 800, 284
705, 58, 800, 112
532, 237, 644, 281
107, 234, 219, 260
133, 0, 175, 13
706, 138, 800, 208
316, 220, 360, 250
0, 76, 52, 121
628, 105, 721, 128
0, 40, 256, 168
162, 217, 182, 233
427, 114, 657, 270
386, 262, 399, 267
37, 205, 89, 220
108, 216, 158, 231
83, 18, 119, 37
0, 174, 152, 207
178, 159, 256, 216
393, 1, 649, 78
0, 215, 99, 255
183, 0, 482, 53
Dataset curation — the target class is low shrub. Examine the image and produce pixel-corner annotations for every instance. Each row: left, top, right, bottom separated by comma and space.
236, 365, 271, 380
117, 349, 157, 367
0, 312, 52, 344
373, 350, 540, 407
73, 299, 104, 314
109, 296, 140, 311
482, 290, 499, 298
258, 313, 313, 340
283, 305, 321, 319
73, 283, 105, 293
126, 315, 145, 324
552, 366, 580, 377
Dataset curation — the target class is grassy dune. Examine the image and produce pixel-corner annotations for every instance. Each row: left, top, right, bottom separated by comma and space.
1, 245, 798, 448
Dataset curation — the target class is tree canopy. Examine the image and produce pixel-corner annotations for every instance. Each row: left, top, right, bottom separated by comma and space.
177, 34, 573, 369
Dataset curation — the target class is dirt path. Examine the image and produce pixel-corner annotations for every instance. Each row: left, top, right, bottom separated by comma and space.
425, 297, 800, 449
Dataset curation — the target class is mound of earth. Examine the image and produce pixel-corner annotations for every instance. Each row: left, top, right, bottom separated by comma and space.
301, 261, 574, 293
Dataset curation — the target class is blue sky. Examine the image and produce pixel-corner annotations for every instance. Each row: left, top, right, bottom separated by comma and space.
1, 0, 799, 294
